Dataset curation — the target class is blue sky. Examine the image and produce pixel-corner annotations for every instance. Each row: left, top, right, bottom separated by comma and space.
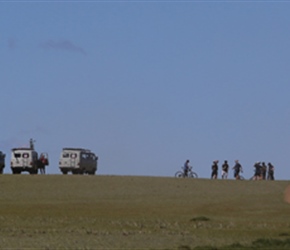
1, 1, 290, 179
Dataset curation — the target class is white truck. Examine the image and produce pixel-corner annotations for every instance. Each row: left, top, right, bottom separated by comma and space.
0, 151, 5, 174
10, 139, 49, 174
59, 148, 98, 175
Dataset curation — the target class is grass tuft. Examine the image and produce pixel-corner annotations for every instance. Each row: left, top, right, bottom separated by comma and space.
190, 216, 210, 222
195, 238, 290, 250
178, 245, 192, 250
225, 242, 245, 249
252, 237, 290, 248
279, 232, 290, 237
194, 246, 218, 250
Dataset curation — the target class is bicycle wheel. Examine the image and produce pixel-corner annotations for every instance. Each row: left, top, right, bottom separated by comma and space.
188, 172, 198, 178
175, 171, 184, 178
192, 172, 198, 178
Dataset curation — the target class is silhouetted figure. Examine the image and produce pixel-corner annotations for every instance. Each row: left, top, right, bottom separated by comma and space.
267, 162, 275, 180
233, 160, 243, 180
261, 162, 267, 180
183, 160, 190, 177
37, 154, 49, 174
253, 162, 261, 180
211, 160, 219, 179
222, 160, 229, 179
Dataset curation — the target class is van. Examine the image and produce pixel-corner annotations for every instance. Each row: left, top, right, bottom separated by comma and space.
0, 151, 5, 174
59, 148, 98, 175
10, 139, 49, 174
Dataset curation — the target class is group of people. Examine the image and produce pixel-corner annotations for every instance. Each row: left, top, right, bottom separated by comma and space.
183, 159, 275, 180
252, 162, 275, 180
210, 160, 275, 180
211, 160, 243, 180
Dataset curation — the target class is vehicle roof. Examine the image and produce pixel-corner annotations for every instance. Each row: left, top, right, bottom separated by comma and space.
62, 148, 92, 152
12, 148, 35, 152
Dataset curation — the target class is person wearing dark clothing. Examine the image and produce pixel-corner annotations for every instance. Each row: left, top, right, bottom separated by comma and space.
183, 160, 190, 177
37, 154, 49, 174
253, 162, 261, 180
261, 162, 267, 180
211, 160, 219, 179
267, 162, 275, 180
222, 160, 229, 179
232, 160, 243, 180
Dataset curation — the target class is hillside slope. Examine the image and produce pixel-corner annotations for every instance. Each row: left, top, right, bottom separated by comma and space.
0, 175, 289, 249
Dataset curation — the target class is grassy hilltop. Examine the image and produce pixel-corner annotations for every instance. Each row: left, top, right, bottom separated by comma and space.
0, 175, 290, 249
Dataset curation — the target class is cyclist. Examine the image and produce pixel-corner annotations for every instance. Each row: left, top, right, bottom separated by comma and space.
183, 159, 190, 177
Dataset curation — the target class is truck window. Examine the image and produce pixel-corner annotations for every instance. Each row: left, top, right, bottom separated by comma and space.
14, 153, 21, 158
23, 153, 29, 158
88, 154, 96, 160
63, 153, 69, 158
81, 153, 88, 159
71, 153, 77, 159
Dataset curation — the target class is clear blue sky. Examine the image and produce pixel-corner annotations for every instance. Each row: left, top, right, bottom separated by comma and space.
1, 1, 290, 179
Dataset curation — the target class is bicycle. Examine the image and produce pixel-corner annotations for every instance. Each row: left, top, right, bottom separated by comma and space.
237, 174, 245, 180
175, 166, 198, 178
234, 172, 245, 180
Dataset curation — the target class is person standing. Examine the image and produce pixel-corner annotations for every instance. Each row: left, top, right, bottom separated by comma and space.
211, 160, 219, 179
261, 162, 267, 180
267, 162, 275, 180
38, 153, 49, 175
232, 160, 243, 180
222, 160, 229, 179
253, 162, 261, 180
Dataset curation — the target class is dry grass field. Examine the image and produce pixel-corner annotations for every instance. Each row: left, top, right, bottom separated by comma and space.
0, 175, 289, 249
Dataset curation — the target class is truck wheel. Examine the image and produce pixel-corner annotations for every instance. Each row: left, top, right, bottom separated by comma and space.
72, 169, 83, 175
12, 169, 21, 174
61, 170, 68, 175
29, 169, 38, 175
89, 169, 96, 175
